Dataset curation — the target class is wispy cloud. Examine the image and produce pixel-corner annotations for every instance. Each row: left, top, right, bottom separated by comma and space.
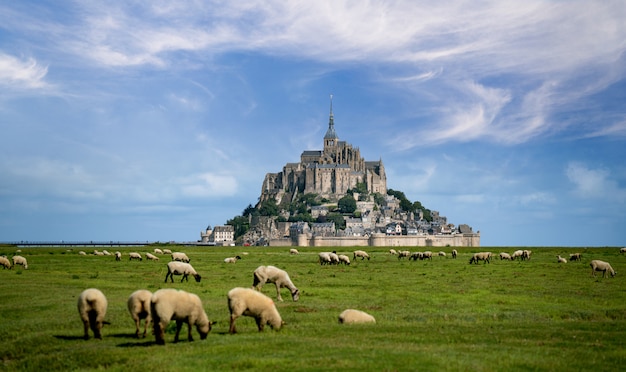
566, 162, 626, 203
0, 53, 49, 89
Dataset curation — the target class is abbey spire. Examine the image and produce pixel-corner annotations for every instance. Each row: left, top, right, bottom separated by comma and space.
324, 94, 338, 150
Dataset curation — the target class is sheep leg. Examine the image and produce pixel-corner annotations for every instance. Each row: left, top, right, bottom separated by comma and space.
181, 274, 187, 282
164, 272, 171, 283
275, 284, 283, 302
154, 321, 165, 345
174, 320, 183, 342
229, 315, 238, 334
82, 320, 90, 340
187, 321, 194, 342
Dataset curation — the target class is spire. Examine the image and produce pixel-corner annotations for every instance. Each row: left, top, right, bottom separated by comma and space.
324, 94, 338, 140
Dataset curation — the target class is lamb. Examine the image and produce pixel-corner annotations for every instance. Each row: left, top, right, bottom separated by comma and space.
77, 288, 108, 340
253, 265, 300, 302
154, 248, 164, 255
227, 287, 283, 334
511, 250, 524, 260
590, 260, 616, 278
145, 252, 159, 261
338, 309, 376, 324
469, 252, 492, 264
289, 248, 299, 255
150, 288, 212, 344
337, 254, 351, 265
452, 249, 458, 259
114, 251, 121, 261
389, 249, 398, 255
353, 250, 370, 261
165, 261, 201, 283
557, 255, 567, 263
569, 253, 582, 261
318, 252, 332, 265
12, 255, 28, 269
171, 252, 190, 263
129, 252, 142, 261
0, 256, 12, 269
224, 255, 242, 263
127, 289, 152, 338
499, 252, 512, 260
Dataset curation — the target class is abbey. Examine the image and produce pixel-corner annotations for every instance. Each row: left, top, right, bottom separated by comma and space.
260, 99, 386, 204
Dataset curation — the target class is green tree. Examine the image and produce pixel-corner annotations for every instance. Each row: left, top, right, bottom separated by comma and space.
226, 215, 249, 240
258, 199, 279, 216
338, 195, 357, 214
325, 213, 346, 230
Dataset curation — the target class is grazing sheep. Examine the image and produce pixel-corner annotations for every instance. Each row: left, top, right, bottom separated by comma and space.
511, 250, 524, 260
154, 248, 164, 255
337, 254, 351, 265
620, 247, 626, 254
557, 255, 567, 263
318, 252, 332, 265
151, 288, 212, 344
253, 265, 300, 302
569, 253, 582, 261
338, 309, 376, 324
469, 252, 492, 264
389, 249, 398, 255
77, 288, 108, 340
102, 250, 112, 256
127, 290, 152, 338
0, 256, 12, 269
12, 255, 28, 269
129, 252, 142, 261
499, 252, 512, 261
93, 250, 104, 256
227, 287, 283, 334
452, 249, 458, 259
114, 251, 121, 261
421, 251, 433, 260
353, 250, 370, 261
590, 260, 616, 278
224, 255, 242, 263
165, 261, 201, 283
163, 249, 172, 254
522, 250, 532, 261
171, 252, 190, 263
409, 252, 423, 261
438, 251, 447, 258
78, 251, 87, 256
289, 248, 299, 255
145, 252, 159, 261
397, 250, 411, 260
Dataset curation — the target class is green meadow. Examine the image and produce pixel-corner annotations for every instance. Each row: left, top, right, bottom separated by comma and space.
0, 245, 624, 371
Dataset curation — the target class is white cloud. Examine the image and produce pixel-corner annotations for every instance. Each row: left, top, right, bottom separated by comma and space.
566, 162, 626, 202
0, 53, 49, 89
179, 173, 238, 198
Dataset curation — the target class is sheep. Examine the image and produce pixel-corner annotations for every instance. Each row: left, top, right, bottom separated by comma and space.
557, 255, 567, 263
0, 256, 12, 269
338, 309, 376, 324
253, 265, 300, 302
289, 248, 299, 255
12, 255, 28, 269
154, 248, 164, 255
397, 250, 411, 260
163, 249, 172, 254
421, 251, 433, 260
224, 255, 242, 263
438, 251, 447, 258
93, 250, 104, 256
165, 261, 201, 283
452, 249, 458, 259
620, 247, 626, 254
353, 250, 370, 261
114, 251, 122, 261
590, 260, 616, 278
409, 252, 422, 261
522, 250, 532, 261
511, 250, 524, 260
145, 252, 159, 261
329, 252, 340, 264
227, 287, 283, 334
171, 252, 190, 263
102, 250, 112, 256
569, 253, 582, 261
318, 252, 332, 265
337, 254, 351, 265
129, 252, 142, 261
151, 288, 212, 344
499, 252, 512, 260
389, 249, 398, 255
469, 252, 492, 264
127, 290, 152, 338
77, 288, 108, 340
78, 251, 87, 256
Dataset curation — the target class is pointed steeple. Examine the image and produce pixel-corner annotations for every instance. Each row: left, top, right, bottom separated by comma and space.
324, 94, 338, 141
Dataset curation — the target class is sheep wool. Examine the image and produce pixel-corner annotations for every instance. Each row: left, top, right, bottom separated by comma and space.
165, 261, 201, 283
127, 289, 152, 338
77, 288, 108, 340
590, 260, 616, 278
339, 309, 376, 324
0, 256, 12, 269
171, 252, 190, 263
253, 265, 300, 302
228, 287, 283, 334
151, 288, 211, 345
12, 255, 28, 269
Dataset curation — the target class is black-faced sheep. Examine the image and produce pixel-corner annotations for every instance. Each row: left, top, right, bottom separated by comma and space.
469, 252, 492, 264
289, 248, 299, 255
171, 252, 190, 263
421, 251, 433, 260
337, 254, 351, 265
93, 250, 104, 256
557, 255, 567, 263
452, 249, 458, 259
389, 249, 398, 255
397, 250, 411, 260
12, 255, 28, 269
318, 252, 332, 265
0, 256, 11, 269
127, 289, 152, 338
338, 309, 376, 324
438, 251, 447, 258
227, 287, 283, 334
151, 288, 212, 345
590, 260, 616, 278
253, 265, 300, 302
145, 252, 159, 261
224, 255, 242, 263
154, 248, 164, 255
409, 252, 422, 261
569, 253, 582, 261
522, 250, 532, 261
165, 261, 201, 283
77, 288, 108, 340
114, 251, 121, 261
499, 252, 512, 260
102, 250, 112, 256
620, 247, 626, 254
353, 250, 370, 261
129, 252, 142, 261
78, 251, 87, 256
511, 250, 524, 260
163, 249, 172, 254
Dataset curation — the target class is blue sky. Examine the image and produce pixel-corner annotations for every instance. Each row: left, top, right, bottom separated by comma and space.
1, 1, 625, 246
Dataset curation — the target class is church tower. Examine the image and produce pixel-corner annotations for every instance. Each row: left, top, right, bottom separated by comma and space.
323, 95, 338, 154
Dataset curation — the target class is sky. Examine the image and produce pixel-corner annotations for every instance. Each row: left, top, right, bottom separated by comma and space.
1, 1, 625, 246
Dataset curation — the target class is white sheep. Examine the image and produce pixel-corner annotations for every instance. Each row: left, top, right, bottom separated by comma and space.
154, 248, 164, 255
171, 252, 190, 263
569, 253, 582, 261
421, 251, 433, 260
78, 251, 87, 256
253, 265, 300, 302
511, 250, 524, 260
151, 288, 212, 344
127, 289, 152, 338
289, 248, 299, 255
353, 250, 370, 261
163, 249, 172, 254
12, 255, 28, 269
0, 256, 12, 269
469, 252, 492, 264
224, 255, 242, 263
409, 252, 422, 261
389, 249, 398, 255
499, 252, 512, 260
397, 250, 411, 260
129, 252, 142, 261
318, 252, 332, 265
145, 252, 159, 261
93, 250, 104, 256
114, 251, 122, 261
165, 261, 201, 283
557, 255, 567, 263
338, 309, 376, 324
590, 260, 616, 278
102, 250, 112, 256
438, 251, 447, 258
77, 288, 108, 340
227, 287, 283, 334
620, 247, 626, 254
337, 254, 351, 265
522, 250, 532, 261
452, 249, 458, 259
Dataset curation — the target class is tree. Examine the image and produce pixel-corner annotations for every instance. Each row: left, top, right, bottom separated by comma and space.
338, 195, 357, 214
326, 213, 346, 230
226, 215, 249, 240
258, 199, 279, 217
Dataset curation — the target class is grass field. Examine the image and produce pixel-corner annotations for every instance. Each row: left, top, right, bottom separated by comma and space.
1, 245, 625, 371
